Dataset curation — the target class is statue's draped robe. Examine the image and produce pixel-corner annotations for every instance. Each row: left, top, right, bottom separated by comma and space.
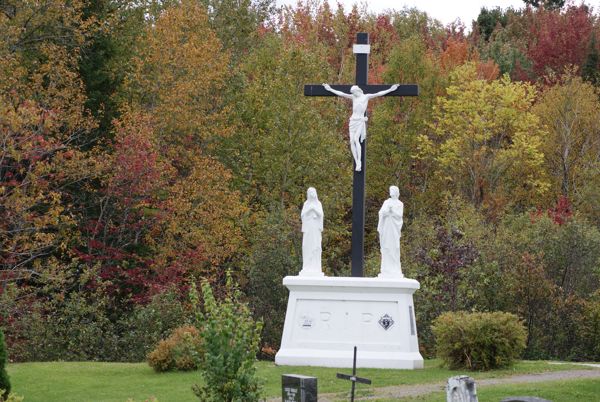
377, 199, 403, 277
349, 116, 367, 142
301, 200, 324, 273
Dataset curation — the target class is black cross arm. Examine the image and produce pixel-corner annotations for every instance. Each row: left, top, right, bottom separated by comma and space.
304, 84, 418, 97
336, 373, 372, 385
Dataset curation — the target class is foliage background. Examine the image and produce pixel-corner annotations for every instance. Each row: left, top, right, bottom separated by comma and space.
1, 0, 599, 362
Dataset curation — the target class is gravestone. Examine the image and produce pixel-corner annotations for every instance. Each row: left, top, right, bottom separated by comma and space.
501, 397, 551, 402
446, 375, 478, 402
282, 374, 317, 402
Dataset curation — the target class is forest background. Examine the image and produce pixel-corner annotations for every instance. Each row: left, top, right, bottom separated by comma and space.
1, 0, 600, 363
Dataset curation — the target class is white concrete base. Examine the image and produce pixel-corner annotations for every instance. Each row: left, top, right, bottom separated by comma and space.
275, 276, 424, 369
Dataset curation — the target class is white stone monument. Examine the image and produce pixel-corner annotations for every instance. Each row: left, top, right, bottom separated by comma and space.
275, 187, 423, 369
275, 32, 422, 370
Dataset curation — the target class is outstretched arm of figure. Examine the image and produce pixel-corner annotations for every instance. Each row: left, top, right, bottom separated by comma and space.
322, 83, 353, 99
366, 84, 399, 99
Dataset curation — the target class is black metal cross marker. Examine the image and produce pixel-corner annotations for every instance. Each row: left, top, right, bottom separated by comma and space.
336, 346, 372, 402
304, 32, 419, 277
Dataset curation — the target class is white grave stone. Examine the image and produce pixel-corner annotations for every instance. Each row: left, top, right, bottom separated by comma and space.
447, 376, 478, 402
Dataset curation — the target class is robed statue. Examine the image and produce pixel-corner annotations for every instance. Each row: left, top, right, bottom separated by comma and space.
377, 186, 404, 278
300, 187, 324, 276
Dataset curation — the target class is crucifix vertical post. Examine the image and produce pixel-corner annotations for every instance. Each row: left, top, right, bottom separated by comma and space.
351, 32, 369, 277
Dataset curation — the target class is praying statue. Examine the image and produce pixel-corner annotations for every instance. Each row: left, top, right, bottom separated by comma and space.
322, 83, 399, 171
300, 187, 324, 276
377, 186, 404, 278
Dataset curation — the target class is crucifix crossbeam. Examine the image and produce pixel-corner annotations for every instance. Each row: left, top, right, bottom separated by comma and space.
304, 32, 418, 277
304, 84, 418, 97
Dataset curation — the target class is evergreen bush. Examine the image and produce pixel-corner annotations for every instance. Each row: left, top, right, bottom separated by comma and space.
193, 276, 263, 402
432, 311, 527, 370
0, 328, 10, 399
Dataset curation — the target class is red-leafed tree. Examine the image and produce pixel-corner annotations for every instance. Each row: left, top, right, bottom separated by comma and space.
76, 110, 177, 304
525, 5, 595, 78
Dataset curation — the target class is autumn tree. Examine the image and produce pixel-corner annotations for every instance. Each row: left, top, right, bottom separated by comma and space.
416, 63, 549, 218
476, 7, 511, 42
219, 34, 351, 273
582, 33, 600, 86
475, 7, 536, 80
525, 5, 595, 79
367, 36, 446, 220
278, 1, 366, 79
390, 7, 445, 48
75, 109, 175, 304
200, 0, 274, 60
115, 0, 246, 286
0, 0, 98, 292
533, 72, 600, 220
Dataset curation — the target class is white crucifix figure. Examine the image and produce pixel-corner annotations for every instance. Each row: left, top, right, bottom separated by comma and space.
322, 83, 398, 171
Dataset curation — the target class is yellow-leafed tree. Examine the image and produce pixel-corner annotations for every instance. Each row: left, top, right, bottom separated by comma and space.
416, 63, 549, 218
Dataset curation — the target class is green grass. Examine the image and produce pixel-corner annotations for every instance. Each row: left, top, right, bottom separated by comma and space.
371, 378, 600, 401
6, 360, 593, 402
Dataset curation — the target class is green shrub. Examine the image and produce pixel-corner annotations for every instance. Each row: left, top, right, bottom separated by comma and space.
576, 292, 600, 361
432, 311, 527, 371
147, 326, 203, 372
6, 285, 192, 363
0, 329, 10, 399
246, 210, 300, 356
8, 294, 120, 362
192, 276, 263, 402
119, 288, 192, 362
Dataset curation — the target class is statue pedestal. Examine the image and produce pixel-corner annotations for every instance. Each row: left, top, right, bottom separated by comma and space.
275, 276, 424, 369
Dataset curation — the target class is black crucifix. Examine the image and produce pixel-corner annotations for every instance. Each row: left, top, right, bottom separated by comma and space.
304, 32, 418, 277
336, 346, 372, 402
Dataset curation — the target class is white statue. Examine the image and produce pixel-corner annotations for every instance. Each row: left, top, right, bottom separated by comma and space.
377, 185, 404, 278
300, 187, 324, 276
322, 83, 399, 171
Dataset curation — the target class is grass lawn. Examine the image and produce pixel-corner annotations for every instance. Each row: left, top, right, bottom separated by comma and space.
7, 359, 593, 402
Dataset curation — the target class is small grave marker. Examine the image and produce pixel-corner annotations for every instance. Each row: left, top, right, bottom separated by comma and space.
336, 346, 372, 402
281, 374, 317, 402
446, 375, 478, 402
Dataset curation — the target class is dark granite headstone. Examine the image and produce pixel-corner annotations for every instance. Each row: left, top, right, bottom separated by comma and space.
501, 397, 551, 402
282, 374, 317, 402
